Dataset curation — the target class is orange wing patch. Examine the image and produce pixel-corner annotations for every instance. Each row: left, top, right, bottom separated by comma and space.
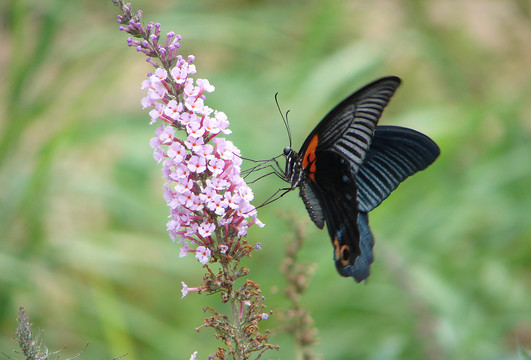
333, 235, 341, 261
302, 134, 319, 181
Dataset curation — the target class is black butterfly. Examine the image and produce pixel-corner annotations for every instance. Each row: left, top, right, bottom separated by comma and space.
280, 76, 440, 282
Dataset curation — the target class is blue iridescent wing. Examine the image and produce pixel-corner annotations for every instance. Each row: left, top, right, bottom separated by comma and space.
357, 126, 440, 213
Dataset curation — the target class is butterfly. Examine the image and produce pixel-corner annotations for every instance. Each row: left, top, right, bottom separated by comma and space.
280, 76, 440, 282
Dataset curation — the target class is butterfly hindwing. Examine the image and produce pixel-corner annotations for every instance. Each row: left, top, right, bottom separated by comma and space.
302, 150, 365, 279
357, 126, 441, 212
337, 212, 374, 282
300, 180, 325, 229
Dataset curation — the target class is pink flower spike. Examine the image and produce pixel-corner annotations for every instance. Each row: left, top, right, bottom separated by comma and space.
195, 246, 211, 264
189, 351, 198, 360
133, 19, 267, 271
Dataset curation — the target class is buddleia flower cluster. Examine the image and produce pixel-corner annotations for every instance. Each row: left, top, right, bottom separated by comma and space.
145, 65, 264, 265
113, 2, 278, 358
115, 2, 264, 270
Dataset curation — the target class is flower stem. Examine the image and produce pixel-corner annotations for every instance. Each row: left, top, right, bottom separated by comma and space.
230, 290, 244, 358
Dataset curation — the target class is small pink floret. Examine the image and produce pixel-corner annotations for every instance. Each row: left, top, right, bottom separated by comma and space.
195, 246, 211, 264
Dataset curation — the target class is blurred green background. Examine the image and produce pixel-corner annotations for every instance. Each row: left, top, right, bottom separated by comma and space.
1, 0, 530, 359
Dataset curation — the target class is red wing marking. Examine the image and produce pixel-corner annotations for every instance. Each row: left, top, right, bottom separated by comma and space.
302, 134, 319, 181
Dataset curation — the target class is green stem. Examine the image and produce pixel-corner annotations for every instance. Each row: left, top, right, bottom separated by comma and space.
224, 261, 244, 359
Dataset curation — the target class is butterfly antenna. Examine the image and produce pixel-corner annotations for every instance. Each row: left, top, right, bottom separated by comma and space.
275, 92, 292, 148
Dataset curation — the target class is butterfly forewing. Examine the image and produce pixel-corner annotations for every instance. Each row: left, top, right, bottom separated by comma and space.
300, 76, 402, 175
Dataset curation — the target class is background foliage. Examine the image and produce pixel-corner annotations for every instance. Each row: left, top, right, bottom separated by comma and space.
1, 0, 530, 359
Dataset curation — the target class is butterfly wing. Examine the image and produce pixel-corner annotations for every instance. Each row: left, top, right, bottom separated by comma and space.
307, 153, 375, 282
299, 180, 326, 229
299, 76, 402, 175
308, 151, 363, 278
357, 126, 440, 212
297, 77, 401, 280
349, 212, 374, 281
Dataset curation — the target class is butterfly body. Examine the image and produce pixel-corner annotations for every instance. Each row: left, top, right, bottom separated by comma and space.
282, 76, 440, 282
